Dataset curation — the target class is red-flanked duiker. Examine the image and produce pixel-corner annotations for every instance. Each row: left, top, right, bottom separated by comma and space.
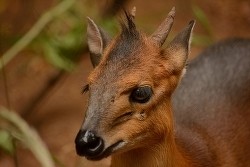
75, 7, 250, 167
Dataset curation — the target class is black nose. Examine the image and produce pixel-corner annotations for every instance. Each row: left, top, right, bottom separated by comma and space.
75, 130, 104, 157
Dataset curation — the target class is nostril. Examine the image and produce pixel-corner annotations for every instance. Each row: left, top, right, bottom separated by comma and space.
75, 130, 104, 157
88, 137, 101, 149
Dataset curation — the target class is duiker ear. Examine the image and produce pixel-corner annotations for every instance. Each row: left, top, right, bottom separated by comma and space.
166, 20, 195, 71
151, 7, 175, 46
87, 17, 110, 67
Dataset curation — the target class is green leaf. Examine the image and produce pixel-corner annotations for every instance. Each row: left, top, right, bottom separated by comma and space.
0, 130, 14, 155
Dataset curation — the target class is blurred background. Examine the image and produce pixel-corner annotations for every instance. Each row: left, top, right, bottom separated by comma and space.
0, 0, 249, 167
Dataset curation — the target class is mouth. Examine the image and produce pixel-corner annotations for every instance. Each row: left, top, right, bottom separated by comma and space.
85, 140, 126, 161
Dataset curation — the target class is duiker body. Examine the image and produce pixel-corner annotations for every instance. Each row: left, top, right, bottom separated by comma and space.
75, 7, 250, 167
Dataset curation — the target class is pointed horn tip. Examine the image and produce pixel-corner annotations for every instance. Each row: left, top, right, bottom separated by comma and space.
168, 6, 176, 17
131, 6, 136, 18
171, 6, 176, 12
132, 6, 136, 11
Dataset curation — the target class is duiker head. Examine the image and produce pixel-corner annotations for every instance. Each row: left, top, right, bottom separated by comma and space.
75, 7, 195, 160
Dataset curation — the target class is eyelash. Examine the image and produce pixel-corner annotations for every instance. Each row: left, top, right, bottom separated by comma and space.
81, 84, 89, 94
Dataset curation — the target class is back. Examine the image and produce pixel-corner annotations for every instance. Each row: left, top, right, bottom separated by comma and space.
173, 38, 250, 166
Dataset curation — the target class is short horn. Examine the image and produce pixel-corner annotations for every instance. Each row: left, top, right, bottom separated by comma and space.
151, 7, 175, 46
130, 6, 136, 18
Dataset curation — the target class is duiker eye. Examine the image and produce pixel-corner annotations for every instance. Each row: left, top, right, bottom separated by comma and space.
130, 86, 153, 103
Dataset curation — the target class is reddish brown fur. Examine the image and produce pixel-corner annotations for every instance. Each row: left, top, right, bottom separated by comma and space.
76, 8, 250, 167
84, 25, 194, 166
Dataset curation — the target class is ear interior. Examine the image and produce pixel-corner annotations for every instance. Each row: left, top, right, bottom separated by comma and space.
165, 20, 195, 72
87, 17, 110, 67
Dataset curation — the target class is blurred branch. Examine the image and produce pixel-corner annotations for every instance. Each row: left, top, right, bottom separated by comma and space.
0, 0, 76, 70
0, 58, 11, 109
0, 107, 55, 167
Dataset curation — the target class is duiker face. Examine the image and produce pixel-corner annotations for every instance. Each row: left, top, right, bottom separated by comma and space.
75, 7, 194, 160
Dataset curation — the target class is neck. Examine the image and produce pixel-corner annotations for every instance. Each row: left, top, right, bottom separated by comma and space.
111, 135, 195, 167
111, 101, 197, 167
110, 98, 217, 167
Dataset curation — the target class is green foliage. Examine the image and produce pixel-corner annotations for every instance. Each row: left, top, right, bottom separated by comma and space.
0, 0, 78, 70
32, 4, 86, 71
31, 1, 117, 71
0, 130, 14, 155
38, 20, 84, 71
0, 107, 55, 167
